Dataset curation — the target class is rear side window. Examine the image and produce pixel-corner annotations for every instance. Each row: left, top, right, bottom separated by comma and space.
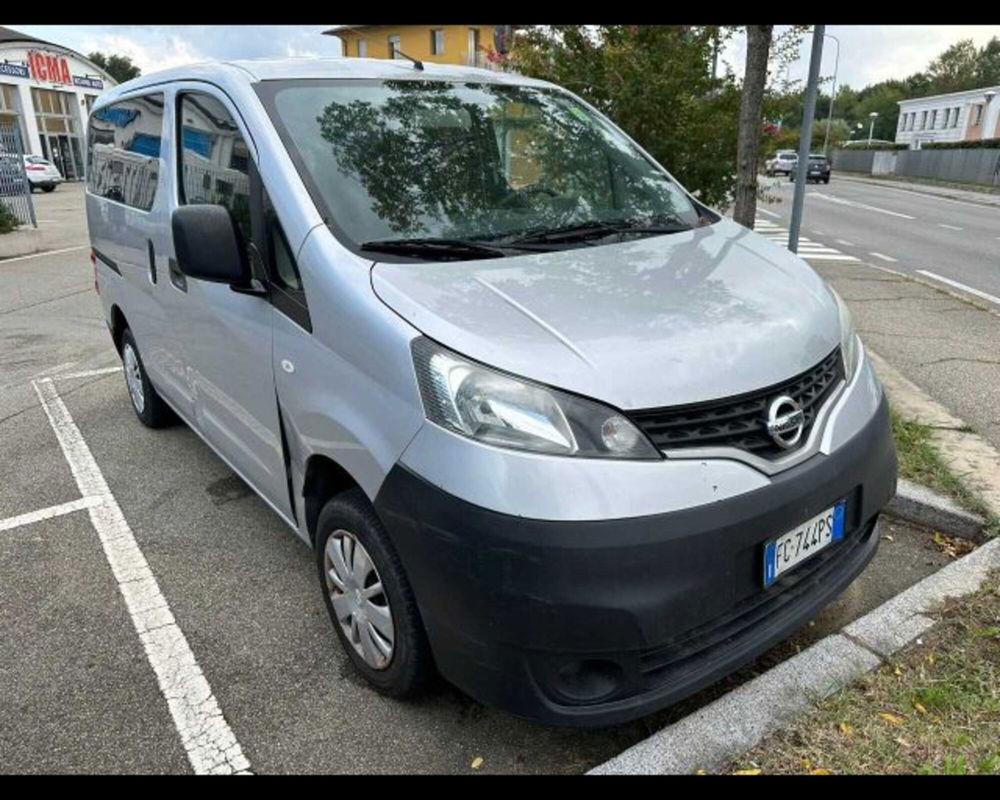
86, 93, 165, 211
177, 91, 251, 246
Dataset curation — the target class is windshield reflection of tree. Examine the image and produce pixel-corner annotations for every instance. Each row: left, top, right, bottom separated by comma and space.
314, 81, 690, 242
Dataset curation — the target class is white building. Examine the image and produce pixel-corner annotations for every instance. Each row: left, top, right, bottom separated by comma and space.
0, 25, 117, 180
896, 85, 1000, 150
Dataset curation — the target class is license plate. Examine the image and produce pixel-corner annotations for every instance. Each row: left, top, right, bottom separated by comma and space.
763, 500, 846, 587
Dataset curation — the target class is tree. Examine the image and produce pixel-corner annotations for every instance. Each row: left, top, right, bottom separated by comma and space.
733, 25, 772, 228
977, 37, 1000, 86
926, 39, 979, 94
511, 25, 741, 208
87, 52, 141, 84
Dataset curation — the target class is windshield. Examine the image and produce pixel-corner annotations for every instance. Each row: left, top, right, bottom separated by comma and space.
258, 79, 703, 255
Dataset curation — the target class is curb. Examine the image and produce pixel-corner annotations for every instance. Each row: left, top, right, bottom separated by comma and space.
588, 534, 1000, 775
887, 478, 986, 543
0, 228, 41, 260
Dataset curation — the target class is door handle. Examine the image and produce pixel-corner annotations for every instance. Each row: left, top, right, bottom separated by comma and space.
168, 258, 187, 293
147, 240, 157, 284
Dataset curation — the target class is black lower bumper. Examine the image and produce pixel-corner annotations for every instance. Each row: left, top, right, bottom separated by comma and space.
374, 395, 897, 726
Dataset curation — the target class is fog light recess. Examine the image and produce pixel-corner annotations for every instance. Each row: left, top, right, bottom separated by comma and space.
552, 659, 624, 705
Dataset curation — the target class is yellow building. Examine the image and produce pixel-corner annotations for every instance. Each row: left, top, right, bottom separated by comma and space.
325, 25, 513, 69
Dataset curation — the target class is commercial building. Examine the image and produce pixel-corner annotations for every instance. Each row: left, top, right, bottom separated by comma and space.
325, 25, 514, 69
896, 85, 1000, 149
0, 26, 117, 180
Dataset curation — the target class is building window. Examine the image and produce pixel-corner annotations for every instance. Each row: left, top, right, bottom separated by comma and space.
973, 103, 984, 126
430, 29, 445, 56
467, 28, 480, 66
388, 34, 402, 59
953, 106, 961, 128
930, 109, 937, 129
357, 39, 367, 58
920, 110, 927, 130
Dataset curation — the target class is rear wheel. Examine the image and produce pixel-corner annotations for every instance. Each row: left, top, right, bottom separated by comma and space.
120, 328, 176, 428
41, 185, 56, 193
316, 488, 434, 697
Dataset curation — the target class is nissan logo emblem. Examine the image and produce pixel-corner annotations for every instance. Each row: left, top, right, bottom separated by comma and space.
766, 395, 805, 449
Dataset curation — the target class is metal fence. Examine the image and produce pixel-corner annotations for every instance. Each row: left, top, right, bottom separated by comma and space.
0, 122, 37, 228
832, 146, 1000, 188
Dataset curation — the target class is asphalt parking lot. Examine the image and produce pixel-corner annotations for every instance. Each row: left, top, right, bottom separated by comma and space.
0, 184, 957, 774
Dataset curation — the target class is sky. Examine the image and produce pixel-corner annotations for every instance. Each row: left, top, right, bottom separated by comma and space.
7, 24, 1000, 91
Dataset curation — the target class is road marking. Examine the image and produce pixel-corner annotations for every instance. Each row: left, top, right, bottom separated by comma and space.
869, 252, 898, 263
916, 271, 1000, 307
0, 496, 103, 533
937, 223, 963, 231
757, 207, 781, 218
800, 253, 860, 262
836, 239, 854, 247
54, 366, 123, 381
0, 245, 89, 264
836, 174, 1000, 211
812, 192, 916, 219
754, 218, 859, 262
31, 377, 252, 775
813, 230, 826, 236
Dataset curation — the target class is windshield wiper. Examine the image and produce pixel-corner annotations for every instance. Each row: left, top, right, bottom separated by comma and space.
503, 218, 692, 246
360, 237, 512, 261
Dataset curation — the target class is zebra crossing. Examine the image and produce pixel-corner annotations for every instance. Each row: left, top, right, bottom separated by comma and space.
752, 217, 859, 263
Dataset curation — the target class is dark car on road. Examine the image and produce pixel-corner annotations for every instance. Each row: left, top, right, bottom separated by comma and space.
791, 154, 831, 184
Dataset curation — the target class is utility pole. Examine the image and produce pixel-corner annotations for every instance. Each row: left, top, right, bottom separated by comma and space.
821, 33, 840, 154
788, 25, 824, 254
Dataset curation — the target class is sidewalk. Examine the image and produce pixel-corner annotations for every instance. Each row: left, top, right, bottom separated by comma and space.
836, 172, 1000, 208
813, 260, 1000, 458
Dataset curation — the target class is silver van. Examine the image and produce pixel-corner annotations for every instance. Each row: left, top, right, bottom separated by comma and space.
85, 58, 896, 727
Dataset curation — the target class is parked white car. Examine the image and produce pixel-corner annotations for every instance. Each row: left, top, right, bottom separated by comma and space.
765, 150, 798, 176
23, 155, 62, 192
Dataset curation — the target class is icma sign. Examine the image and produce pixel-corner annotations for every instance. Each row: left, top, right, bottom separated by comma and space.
28, 50, 72, 84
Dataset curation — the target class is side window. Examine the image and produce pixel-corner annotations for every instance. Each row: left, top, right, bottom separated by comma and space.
86, 93, 164, 211
263, 190, 310, 332
177, 91, 251, 246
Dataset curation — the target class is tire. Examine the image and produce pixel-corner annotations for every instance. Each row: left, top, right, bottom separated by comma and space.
120, 328, 176, 428
41, 185, 55, 193
316, 488, 434, 698
824, 176, 830, 184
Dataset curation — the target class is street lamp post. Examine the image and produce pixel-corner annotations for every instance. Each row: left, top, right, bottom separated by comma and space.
822, 33, 840, 154
867, 111, 878, 144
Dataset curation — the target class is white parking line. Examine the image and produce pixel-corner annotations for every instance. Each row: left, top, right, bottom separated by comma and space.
31, 377, 252, 775
937, 223, 963, 231
0, 245, 89, 264
55, 366, 123, 381
916, 271, 1000, 307
0, 496, 103, 533
869, 252, 898, 263
812, 193, 916, 220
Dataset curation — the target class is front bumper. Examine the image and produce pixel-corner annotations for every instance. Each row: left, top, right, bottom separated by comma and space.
374, 395, 896, 726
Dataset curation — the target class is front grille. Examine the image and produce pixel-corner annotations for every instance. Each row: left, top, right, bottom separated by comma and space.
627, 347, 844, 459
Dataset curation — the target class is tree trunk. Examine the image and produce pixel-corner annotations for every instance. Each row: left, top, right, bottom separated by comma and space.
733, 25, 773, 229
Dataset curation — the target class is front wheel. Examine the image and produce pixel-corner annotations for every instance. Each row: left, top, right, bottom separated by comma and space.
41, 185, 56, 193
316, 488, 434, 697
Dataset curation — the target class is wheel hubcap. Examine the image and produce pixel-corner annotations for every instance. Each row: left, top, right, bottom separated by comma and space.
324, 530, 394, 670
123, 344, 145, 414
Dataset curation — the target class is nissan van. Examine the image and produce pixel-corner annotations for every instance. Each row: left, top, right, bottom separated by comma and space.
85, 58, 896, 727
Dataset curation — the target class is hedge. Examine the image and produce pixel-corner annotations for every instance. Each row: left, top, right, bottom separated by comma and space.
0, 200, 21, 235
922, 138, 1000, 150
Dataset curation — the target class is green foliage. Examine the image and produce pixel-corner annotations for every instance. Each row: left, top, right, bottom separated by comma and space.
87, 52, 141, 84
923, 137, 1000, 149
0, 200, 20, 234
510, 25, 742, 208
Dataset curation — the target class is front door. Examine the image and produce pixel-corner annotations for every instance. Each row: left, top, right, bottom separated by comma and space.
168, 86, 292, 518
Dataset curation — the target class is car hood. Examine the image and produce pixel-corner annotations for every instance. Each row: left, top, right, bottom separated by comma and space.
371, 218, 841, 410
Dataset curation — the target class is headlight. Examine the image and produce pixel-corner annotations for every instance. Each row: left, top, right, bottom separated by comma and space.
411, 337, 661, 459
830, 287, 860, 381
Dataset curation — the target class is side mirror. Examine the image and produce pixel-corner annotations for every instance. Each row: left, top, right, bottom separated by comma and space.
171, 204, 251, 286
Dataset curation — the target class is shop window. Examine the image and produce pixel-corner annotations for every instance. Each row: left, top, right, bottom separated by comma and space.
430, 29, 445, 56
85, 93, 164, 210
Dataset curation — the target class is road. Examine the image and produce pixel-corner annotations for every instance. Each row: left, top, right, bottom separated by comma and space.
758, 174, 999, 300
0, 184, 955, 774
